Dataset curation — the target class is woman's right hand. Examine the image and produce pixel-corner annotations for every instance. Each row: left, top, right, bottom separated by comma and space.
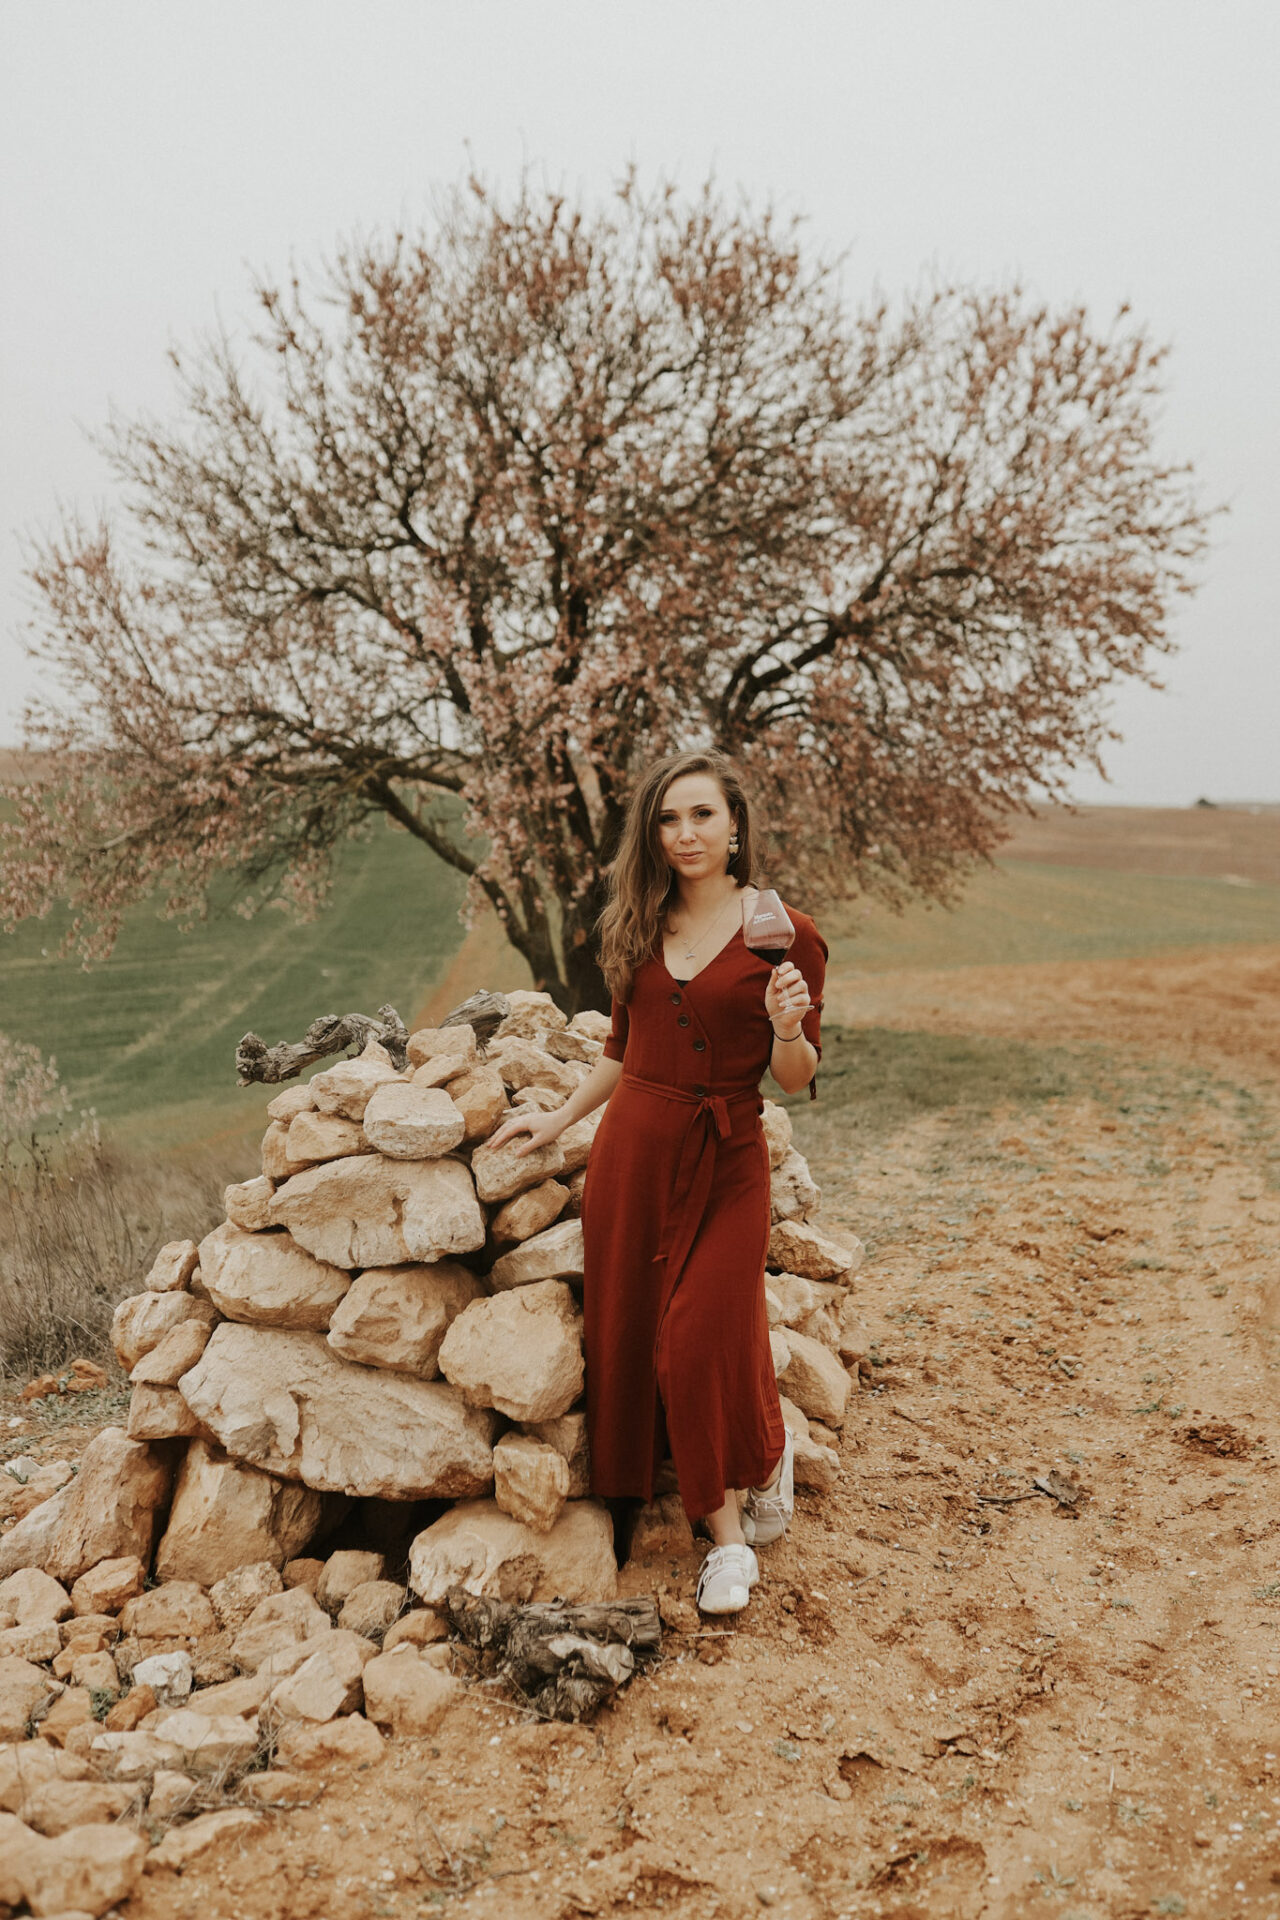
486, 1104, 568, 1157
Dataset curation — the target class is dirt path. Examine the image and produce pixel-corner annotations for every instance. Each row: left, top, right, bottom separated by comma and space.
8, 944, 1280, 1918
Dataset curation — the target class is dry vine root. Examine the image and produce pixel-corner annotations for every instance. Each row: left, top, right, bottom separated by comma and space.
235, 1005, 411, 1084
445, 1587, 661, 1721
435, 990, 512, 1051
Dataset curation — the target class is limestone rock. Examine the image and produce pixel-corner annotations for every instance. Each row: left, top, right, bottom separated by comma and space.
181, 1325, 498, 1500
760, 1100, 793, 1170
131, 1650, 193, 1708
770, 1147, 821, 1223
361, 1647, 460, 1735
45, 1431, 172, 1586
268, 1153, 486, 1269
121, 1581, 217, 1641
282, 1558, 324, 1595
796, 1303, 840, 1352
492, 1434, 569, 1534
629, 1494, 695, 1560
0, 1813, 148, 1915
837, 1296, 871, 1365
568, 1009, 611, 1043
362, 1082, 465, 1160
224, 1174, 276, 1232
0, 1623, 61, 1663
285, 1110, 371, 1166
0, 1657, 59, 1742
0, 1568, 71, 1627
266, 1083, 315, 1123
101, 1685, 157, 1733
441, 1064, 508, 1144
264, 1632, 370, 1725
438, 1281, 584, 1423
406, 1023, 478, 1070
69, 1558, 144, 1619
308, 1040, 401, 1121
411, 1051, 469, 1089
238, 1768, 309, 1805
563, 1167, 588, 1216
209, 1562, 284, 1635
545, 1026, 600, 1063
488, 1037, 578, 1099
126, 1384, 205, 1441
767, 1219, 861, 1282
274, 1712, 384, 1771
316, 1552, 385, 1616
230, 1582, 330, 1674
409, 1499, 617, 1607
492, 991, 568, 1042
0, 1491, 70, 1581
326, 1262, 484, 1377
778, 1396, 840, 1491
524, 1411, 591, 1499
470, 1133, 567, 1205
489, 1179, 567, 1245
110, 1291, 218, 1372
147, 1808, 265, 1872
88, 1728, 185, 1778
557, 1114, 598, 1175
197, 1221, 350, 1330
511, 1085, 561, 1113
382, 1608, 448, 1651
777, 1330, 851, 1428
766, 1273, 818, 1328
155, 1440, 328, 1585
337, 1581, 406, 1640
769, 1330, 791, 1377
261, 1119, 309, 1182
150, 1709, 261, 1775
3, 1774, 134, 1839
144, 1240, 200, 1293
129, 1318, 212, 1387
488, 1218, 584, 1292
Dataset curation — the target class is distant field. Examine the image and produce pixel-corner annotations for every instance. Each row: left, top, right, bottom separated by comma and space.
0, 803, 1275, 1147
825, 859, 1280, 976
0, 821, 476, 1148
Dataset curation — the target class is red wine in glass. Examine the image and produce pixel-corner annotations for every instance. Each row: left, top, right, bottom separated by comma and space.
743, 889, 796, 968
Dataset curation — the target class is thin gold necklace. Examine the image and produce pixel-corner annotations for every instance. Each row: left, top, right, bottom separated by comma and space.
674, 889, 739, 964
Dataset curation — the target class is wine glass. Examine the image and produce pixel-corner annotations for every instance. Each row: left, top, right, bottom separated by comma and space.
743, 888, 796, 968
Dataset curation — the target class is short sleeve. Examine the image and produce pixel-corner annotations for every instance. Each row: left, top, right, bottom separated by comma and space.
602, 997, 630, 1062
791, 914, 828, 1100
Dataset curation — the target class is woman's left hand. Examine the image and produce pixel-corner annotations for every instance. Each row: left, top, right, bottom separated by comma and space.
765, 960, 811, 1037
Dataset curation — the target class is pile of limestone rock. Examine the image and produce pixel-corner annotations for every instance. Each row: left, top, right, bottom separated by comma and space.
0, 990, 863, 1908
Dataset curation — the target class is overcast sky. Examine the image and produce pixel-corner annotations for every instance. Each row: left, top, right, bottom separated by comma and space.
2, 0, 1276, 804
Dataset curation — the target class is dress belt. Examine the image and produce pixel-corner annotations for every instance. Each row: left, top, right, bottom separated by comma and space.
619, 1073, 763, 1292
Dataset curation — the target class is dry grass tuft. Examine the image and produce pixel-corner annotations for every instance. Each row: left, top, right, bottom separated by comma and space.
0, 1031, 233, 1379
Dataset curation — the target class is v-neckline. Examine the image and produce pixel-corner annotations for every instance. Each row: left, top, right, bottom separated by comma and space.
659, 886, 756, 987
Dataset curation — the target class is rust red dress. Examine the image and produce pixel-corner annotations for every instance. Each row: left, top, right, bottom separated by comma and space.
579, 903, 827, 1522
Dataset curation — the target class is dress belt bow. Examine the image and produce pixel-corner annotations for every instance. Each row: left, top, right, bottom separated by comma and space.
619, 1074, 762, 1292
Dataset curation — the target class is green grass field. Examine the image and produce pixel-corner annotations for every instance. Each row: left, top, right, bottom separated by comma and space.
827, 859, 1280, 975
0, 821, 472, 1148
1, 835, 1276, 1150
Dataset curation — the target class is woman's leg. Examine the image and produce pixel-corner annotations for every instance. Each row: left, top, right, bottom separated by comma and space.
704, 1491, 747, 1547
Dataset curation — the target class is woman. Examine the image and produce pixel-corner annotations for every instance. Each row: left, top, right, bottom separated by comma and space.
487, 750, 826, 1615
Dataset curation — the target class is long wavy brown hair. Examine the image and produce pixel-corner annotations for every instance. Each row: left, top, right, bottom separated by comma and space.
596, 751, 762, 1002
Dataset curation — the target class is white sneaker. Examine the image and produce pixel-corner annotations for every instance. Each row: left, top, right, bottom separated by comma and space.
695, 1543, 759, 1615
742, 1427, 795, 1548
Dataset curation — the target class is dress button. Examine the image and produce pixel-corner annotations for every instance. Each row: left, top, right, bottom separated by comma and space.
669, 991, 682, 1004
677, 1014, 690, 1028
692, 1083, 708, 1096
692, 1038, 707, 1053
